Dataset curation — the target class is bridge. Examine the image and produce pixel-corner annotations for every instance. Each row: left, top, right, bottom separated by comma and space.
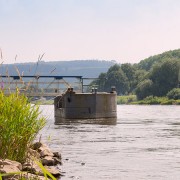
0, 75, 97, 98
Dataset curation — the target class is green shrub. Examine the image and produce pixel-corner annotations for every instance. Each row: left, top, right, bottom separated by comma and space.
160, 99, 176, 105
144, 96, 169, 104
167, 88, 180, 100
117, 95, 137, 104
132, 96, 170, 105
0, 90, 46, 163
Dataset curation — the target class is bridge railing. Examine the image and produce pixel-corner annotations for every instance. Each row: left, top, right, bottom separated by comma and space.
0, 75, 84, 97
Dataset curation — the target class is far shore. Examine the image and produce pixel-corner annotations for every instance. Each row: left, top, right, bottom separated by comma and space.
31, 95, 180, 105
117, 95, 180, 105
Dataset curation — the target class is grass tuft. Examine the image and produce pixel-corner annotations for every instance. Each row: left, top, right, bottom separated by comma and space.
0, 90, 46, 163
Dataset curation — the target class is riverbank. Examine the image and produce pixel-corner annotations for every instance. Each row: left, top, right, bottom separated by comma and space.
31, 95, 180, 105
117, 95, 180, 105
0, 142, 62, 179
0, 91, 62, 179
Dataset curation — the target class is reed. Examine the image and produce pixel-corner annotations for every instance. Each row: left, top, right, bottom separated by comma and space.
0, 90, 46, 163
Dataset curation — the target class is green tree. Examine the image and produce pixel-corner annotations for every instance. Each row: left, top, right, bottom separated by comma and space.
167, 88, 180, 100
107, 64, 121, 72
149, 59, 180, 96
134, 69, 148, 83
90, 72, 106, 92
135, 79, 153, 100
137, 49, 180, 71
121, 63, 136, 92
121, 63, 135, 80
98, 73, 107, 91
104, 68, 129, 95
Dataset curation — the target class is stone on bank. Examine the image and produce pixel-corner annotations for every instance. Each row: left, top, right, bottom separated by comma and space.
0, 142, 62, 179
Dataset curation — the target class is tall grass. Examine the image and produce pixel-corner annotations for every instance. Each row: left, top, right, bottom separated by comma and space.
0, 90, 46, 163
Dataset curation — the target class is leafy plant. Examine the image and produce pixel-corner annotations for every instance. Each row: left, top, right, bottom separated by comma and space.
0, 90, 46, 163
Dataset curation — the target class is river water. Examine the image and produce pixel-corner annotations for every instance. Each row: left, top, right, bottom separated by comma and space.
39, 105, 180, 180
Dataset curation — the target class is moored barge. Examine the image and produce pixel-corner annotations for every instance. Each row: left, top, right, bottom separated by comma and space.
54, 87, 117, 124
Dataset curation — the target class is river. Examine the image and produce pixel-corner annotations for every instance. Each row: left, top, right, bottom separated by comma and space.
39, 105, 180, 180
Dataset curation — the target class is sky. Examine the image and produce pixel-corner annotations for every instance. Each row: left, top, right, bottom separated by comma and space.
1, 0, 180, 64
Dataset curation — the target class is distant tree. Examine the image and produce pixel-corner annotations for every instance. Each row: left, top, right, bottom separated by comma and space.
98, 73, 107, 91
89, 72, 107, 92
135, 59, 180, 99
89, 64, 130, 94
107, 64, 121, 73
137, 49, 180, 71
167, 88, 180, 100
104, 68, 129, 95
135, 79, 153, 100
149, 59, 180, 96
121, 63, 135, 80
121, 63, 136, 92
134, 69, 148, 83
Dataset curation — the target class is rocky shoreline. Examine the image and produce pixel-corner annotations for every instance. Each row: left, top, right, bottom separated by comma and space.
0, 142, 62, 180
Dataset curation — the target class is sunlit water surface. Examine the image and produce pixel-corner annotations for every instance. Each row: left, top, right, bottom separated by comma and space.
39, 105, 180, 180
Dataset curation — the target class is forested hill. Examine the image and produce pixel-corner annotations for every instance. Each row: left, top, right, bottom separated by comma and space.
137, 49, 180, 71
0, 60, 116, 78
90, 49, 180, 100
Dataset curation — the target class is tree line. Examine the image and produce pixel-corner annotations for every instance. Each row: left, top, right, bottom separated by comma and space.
90, 49, 180, 100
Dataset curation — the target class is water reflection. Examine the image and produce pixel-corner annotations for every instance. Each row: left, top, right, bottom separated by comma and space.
54, 117, 117, 126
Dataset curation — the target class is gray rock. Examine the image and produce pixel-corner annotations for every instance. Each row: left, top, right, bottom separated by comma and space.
39, 144, 54, 157
44, 166, 61, 177
21, 172, 50, 180
53, 157, 62, 165
31, 142, 43, 150
41, 156, 55, 166
0, 159, 22, 171
0, 159, 22, 179
28, 148, 41, 159
0, 143, 62, 179
53, 152, 61, 159
22, 162, 44, 176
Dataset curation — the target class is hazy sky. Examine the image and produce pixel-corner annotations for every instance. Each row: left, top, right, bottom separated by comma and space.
1, 0, 180, 64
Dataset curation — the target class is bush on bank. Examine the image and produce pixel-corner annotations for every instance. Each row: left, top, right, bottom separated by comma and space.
117, 95, 180, 105
167, 88, 180, 100
138, 96, 167, 105
117, 95, 137, 104
0, 90, 46, 163
131, 96, 180, 105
